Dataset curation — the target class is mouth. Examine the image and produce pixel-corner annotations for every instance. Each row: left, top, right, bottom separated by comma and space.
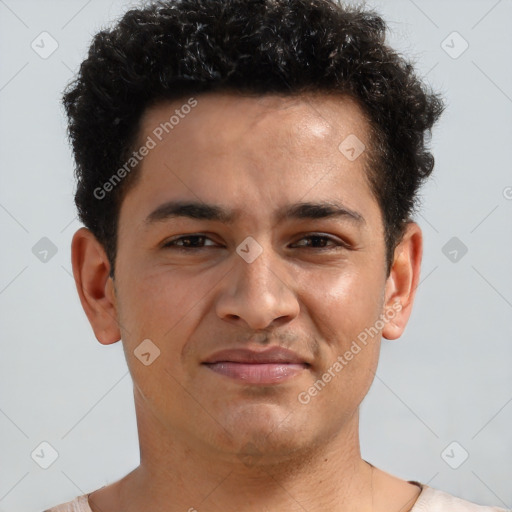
202, 347, 311, 385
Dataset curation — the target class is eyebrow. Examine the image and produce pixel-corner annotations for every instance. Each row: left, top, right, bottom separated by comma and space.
144, 200, 365, 227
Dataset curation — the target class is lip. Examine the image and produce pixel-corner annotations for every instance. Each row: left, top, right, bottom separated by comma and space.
203, 347, 309, 365
202, 347, 311, 385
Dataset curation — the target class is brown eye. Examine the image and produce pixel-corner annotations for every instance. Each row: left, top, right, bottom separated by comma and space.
163, 235, 219, 249
291, 234, 347, 250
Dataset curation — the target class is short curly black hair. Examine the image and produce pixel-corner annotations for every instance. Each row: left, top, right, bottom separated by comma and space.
62, 0, 444, 278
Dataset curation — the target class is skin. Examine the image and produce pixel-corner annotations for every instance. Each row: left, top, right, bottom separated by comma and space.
71, 91, 423, 512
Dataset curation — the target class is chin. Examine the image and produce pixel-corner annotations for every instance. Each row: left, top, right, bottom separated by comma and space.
214, 401, 316, 456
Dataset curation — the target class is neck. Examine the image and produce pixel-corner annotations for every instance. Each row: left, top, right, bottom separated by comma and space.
115, 390, 375, 512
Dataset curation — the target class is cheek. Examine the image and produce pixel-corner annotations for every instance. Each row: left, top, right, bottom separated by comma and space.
118, 269, 207, 339
298, 266, 384, 397
116, 271, 207, 418
118, 266, 236, 387
301, 265, 385, 342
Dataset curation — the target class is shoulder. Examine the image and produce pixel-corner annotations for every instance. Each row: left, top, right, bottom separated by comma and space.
412, 485, 509, 512
43, 494, 92, 512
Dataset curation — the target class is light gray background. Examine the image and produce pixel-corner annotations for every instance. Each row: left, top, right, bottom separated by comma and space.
0, 0, 511, 511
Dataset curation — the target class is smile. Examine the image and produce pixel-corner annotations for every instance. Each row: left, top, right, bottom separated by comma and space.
203, 361, 309, 384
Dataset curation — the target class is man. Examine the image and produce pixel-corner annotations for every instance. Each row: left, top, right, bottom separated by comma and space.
46, 0, 505, 510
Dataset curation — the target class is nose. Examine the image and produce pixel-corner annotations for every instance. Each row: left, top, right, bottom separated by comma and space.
215, 243, 300, 330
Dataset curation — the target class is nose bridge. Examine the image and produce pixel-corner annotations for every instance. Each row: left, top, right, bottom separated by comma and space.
238, 241, 279, 293
234, 237, 285, 303
215, 237, 299, 329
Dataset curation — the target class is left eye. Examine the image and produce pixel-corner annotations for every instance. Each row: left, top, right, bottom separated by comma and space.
291, 235, 343, 249
162, 234, 345, 250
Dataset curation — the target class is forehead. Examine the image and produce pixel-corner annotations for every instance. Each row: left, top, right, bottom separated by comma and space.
141, 91, 370, 156
122, 91, 379, 230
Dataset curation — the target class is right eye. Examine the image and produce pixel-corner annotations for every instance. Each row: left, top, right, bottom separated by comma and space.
162, 234, 220, 250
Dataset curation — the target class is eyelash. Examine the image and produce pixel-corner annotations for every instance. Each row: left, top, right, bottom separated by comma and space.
162, 234, 349, 251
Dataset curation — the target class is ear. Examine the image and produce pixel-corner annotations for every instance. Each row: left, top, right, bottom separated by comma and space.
381, 222, 423, 340
71, 227, 121, 345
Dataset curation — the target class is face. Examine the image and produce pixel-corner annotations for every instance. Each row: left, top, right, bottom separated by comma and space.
73, 91, 421, 463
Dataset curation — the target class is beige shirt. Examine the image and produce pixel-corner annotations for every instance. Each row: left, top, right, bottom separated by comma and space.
43, 483, 509, 511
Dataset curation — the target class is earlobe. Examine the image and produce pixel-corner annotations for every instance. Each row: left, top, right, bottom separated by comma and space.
381, 222, 423, 341
71, 227, 121, 345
